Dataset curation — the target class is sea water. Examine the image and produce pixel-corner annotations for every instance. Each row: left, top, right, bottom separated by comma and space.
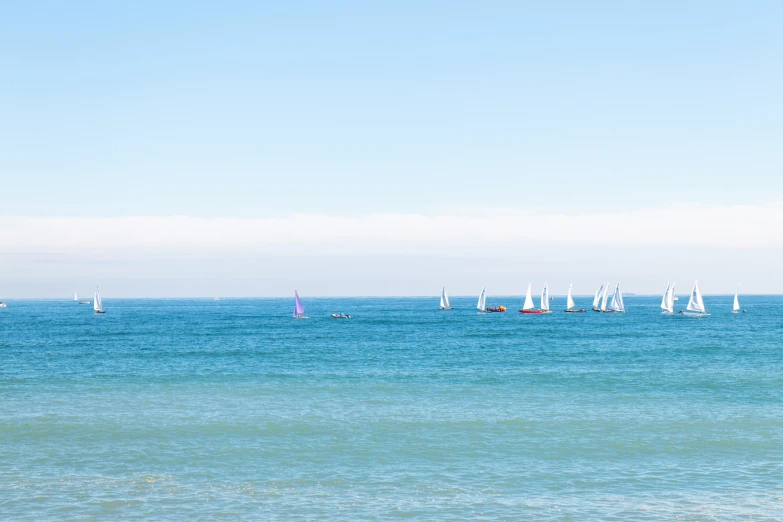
1, 296, 782, 520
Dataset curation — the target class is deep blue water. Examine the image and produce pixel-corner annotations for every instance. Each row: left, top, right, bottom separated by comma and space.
1, 295, 782, 520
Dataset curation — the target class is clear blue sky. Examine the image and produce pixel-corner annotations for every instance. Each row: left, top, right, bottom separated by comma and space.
2, 1, 781, 217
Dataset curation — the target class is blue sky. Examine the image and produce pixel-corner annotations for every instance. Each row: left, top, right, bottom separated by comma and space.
1, 1, 782, 296
3, 0, 781, 216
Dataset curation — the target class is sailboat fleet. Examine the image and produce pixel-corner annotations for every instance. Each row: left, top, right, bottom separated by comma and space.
443, 281, 742, 317
3, 283, 752, 317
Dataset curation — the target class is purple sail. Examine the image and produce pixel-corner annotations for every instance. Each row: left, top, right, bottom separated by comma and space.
293, 291, 305, 316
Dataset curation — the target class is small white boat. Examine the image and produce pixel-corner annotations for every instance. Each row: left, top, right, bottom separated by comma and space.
213, 297, 221, 301
661, 282, 676, 314
565, 283, 585, 312
609, 283, 625, 313
293, 290, 308, 319
439, 287, 452, 310
0, 301, 6, 308
477, 285, 487, 313
93, 286, 105, 314
732, 283, 744, 313
331, 313, 351, 319
680, 280, 709, 316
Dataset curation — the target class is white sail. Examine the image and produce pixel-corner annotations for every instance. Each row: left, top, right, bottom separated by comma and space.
610, 283, 625, 312
74, 292, 78, 301
93, 287, 103, 312
540, 283, 550, 311
593, 284, 604, 308
477, 285, 487, 312
662, 282, 675, 313
660, 282, 670, 310
686, 280, 705, 313
440, 287, 451, 309
566, 284, 576, 310
523, 283, 535, 310
599, 283, 609, 311
733, 284, 740, 312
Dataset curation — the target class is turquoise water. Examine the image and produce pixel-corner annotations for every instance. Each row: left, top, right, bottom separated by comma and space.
2, 296, 782, 520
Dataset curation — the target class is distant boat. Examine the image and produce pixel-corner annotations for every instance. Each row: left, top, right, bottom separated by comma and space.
592, 283, 609, 312
476, 285, 504, 312
732, 283, 744, 313
477, 285, 487, 313
293, 290, 308, 319
591, 283, 604, 311
79, 300, 91, 305
609, 283, 625, 313
439, 287, 452, 310
565, 283, 585, 312
661, 282, 675, 314
93, 286, 105, 314
74, 292, 78, 301
540, 283, 552, 314
600, 283, 610, 312
213, 297, 221, 301
519, 282, 547, 314
680, 280, 709, 316
331, 313, 351, 319
0, 301, 6, 308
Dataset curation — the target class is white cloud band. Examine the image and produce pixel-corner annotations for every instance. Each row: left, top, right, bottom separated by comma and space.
1, 203, 781, 254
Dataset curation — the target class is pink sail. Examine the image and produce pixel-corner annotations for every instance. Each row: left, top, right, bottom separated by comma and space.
293, 291, 305, 316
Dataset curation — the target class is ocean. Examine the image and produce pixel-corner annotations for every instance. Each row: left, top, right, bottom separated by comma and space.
1, 295, 782, 520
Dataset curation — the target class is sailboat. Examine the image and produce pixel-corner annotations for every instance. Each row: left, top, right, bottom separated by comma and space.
591, 283, 604, 311
0, 300, 6, 308
477, 285, 487, 313
439, 287, 452, 310
732, 283, 744, 313
661, 282, 670, 312
293, 290, 308, 319
592, 283, 610, 312
519, 282, 546, 314
609, 283, 625, 313
93, 286, 105, 314
565, 283, 585, 312
598, 283, 610, 312
74, 292, 78, 301
540, 283, 553, 314
661, 282, 675, 314
680, 280, 709, 316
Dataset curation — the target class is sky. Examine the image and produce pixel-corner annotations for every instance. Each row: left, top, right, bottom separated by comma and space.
1, 1, 781, 297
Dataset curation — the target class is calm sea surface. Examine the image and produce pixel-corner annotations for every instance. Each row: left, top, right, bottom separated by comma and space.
1, 296, 782, 520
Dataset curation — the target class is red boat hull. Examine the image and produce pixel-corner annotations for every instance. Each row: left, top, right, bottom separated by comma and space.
519, 309, 546, 314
